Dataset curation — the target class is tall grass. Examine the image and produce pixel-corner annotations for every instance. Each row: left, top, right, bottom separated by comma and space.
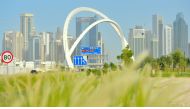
0, 53, 190, 106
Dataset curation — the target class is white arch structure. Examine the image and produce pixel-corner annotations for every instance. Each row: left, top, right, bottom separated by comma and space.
63, 7, 129, 68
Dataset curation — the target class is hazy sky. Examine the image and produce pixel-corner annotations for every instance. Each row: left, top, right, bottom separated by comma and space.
0, 0, 189, 62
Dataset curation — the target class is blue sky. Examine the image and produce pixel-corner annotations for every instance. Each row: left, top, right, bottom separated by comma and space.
0, 0, 189, 61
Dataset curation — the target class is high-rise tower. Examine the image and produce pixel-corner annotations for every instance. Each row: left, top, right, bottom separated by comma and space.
173, 12, 188, 56
20, 13, 36, 61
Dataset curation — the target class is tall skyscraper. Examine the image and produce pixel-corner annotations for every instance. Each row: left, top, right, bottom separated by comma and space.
163, 25, 173, 55
173, 12, 188, 56
2, 31, 13, 51
67, 35, 75, 49
97, 32, 105, 64
2, 31, 24, 61
151, 37, 159, 58
20, 13, 36, 61
12, 32, 24, 61
68, 35, 75, 59
54, 27, 64, 64
76, 16, 98, 55
144, 30, 152, 54
128, 26, 146, 58
40, 32, 54, 62
55, 27, 63, 40
32, 36, 40, 61
152, 14, 164, 56
97, 32, 105, 56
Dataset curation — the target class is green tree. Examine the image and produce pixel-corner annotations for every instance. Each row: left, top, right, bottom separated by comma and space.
157, 56, 172, 70
103, 63, 109, 69
186, 58, 190, 67
165, 56, 172, 68
119, 45, 133, 65
109, 62, 117, 71
141, 56, 154, 67
141, 56, 159, 70
102, 63, 109, 74
171, 49, 186, 71
179, 58, 187, 71
92, 69, 101, 76
116, 55, 121, 64
151, 58, 159, 70
86, 69, 91, 76
116, 55, 121, 60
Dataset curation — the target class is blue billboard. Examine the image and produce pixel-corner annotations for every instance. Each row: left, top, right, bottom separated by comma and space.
73, 56, 87, 66
81, 47, 101, 55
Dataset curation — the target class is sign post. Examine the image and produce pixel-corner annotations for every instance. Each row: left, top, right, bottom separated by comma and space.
1, 51, 14, 75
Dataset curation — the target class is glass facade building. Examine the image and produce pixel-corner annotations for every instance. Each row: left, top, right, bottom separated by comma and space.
173, 12, 188, 56
20, 13, 35, 61
76, 16, 98, 55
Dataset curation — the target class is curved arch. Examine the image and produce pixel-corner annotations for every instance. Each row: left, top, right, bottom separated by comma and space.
63, 7, 129, 68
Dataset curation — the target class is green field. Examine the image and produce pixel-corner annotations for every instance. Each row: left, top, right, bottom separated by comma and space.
1, 61, 190, 107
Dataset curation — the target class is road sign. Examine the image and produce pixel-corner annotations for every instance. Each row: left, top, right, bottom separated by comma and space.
73, 56, 87, 66
1, 50, 14, 64
81, 47, 101, 55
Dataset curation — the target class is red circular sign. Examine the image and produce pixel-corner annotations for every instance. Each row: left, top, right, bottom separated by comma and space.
1, 50, 14, 64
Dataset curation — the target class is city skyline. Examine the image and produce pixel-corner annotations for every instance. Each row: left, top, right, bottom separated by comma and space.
0, 0, 190, 62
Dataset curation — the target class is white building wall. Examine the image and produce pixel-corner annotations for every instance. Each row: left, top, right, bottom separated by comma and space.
163, 25, 172, 55
129, 26, 146, 58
